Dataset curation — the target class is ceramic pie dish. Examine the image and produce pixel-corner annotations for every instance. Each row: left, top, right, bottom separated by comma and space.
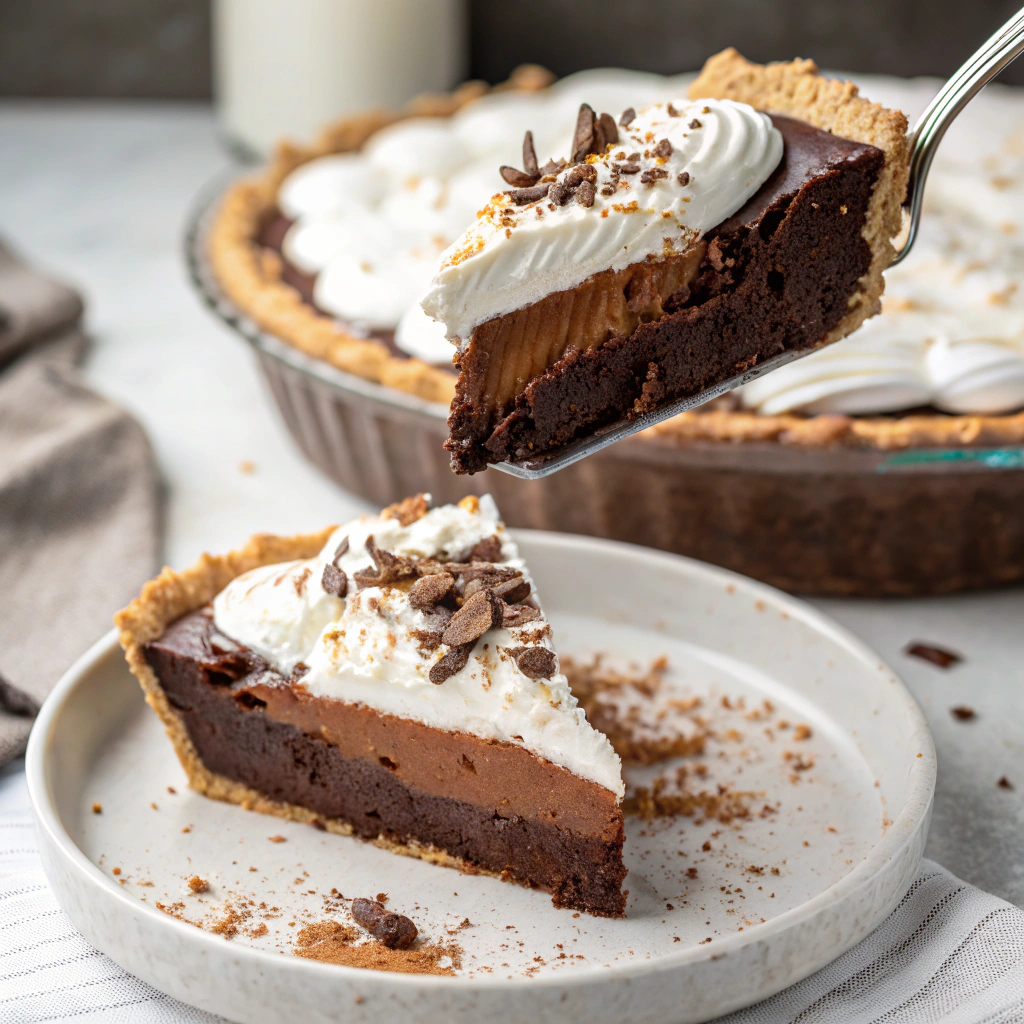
187, 63, 1024, 597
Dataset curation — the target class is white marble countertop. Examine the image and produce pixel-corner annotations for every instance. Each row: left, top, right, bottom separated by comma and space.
1, 100, 1021, 908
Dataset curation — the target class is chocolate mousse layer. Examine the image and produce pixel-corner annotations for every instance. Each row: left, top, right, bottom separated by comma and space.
447, 115, 885, 473
145, 607, 627, 917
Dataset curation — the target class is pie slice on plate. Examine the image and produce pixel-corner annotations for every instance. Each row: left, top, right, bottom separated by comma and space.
421, 50, 910, 473
116, 495, 627, 917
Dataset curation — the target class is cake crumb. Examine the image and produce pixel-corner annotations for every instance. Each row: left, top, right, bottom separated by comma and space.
187, 876, 209, 894
268, 835, 287, 843
998, 776, 1014, 790
951, 706, 976, 721
239, 460, 256, 474
112, 867, 121, 876
905, 642, 962, 668
793, 724, 812, 741
91, 803, 102, 814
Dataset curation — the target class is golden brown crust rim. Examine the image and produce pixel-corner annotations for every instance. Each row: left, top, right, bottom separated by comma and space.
207, 66, 553, 407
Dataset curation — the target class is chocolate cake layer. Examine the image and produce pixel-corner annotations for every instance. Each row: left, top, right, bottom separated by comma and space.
145, 608, 627, 917
446, 115, 885, 473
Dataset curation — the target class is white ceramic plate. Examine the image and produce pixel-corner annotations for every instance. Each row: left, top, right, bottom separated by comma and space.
27, 531, 935, 1024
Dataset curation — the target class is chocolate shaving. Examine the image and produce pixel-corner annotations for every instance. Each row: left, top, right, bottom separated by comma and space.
429, 644, 473, 684
522, 130, 538, 175
640, 166, 669, 186
905, 642, 962, 669
677, 170, 690, 187
689, 118, 702, 129
507, 646, 557, 679
507, 183, 550, 206
442, 589, 499, 647
351, 898, 418, 950
500, 165, 540, 188
491, 575, 531, 604
598, 112, 619, 148
576, 180, 596, 207
501, 601, 540, 627
571, 103, 596, 164
619, 107, 636, 127
653, 138, 673, 160
333, 537, 350, 561
549, 181, 573, 206
565, 163, 597, 186
468, 535, 503, 563
409, 572, 454, 609
666, 102, 679, 117
321, 563, 348, 598
352, 535, 417, 589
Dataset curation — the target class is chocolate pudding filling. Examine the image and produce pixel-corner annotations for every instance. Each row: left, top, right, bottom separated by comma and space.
145, 607, 628, 917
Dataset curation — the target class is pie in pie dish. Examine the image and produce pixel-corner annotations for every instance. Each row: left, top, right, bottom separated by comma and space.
116, 495, 627, 917
422, 51, 909, 472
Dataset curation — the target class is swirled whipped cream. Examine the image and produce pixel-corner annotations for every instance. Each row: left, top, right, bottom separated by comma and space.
212, 495, 622, 796
740, 90, 1024, 418
421, 99, 782, 345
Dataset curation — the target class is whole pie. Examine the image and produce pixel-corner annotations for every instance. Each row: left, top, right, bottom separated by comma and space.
116, 495, 627, 917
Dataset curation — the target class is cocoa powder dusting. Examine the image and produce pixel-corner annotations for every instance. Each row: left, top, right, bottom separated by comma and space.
294, 920, 462, 976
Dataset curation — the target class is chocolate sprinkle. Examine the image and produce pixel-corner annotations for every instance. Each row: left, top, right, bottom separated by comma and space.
507, 183, 550, 205
321, 563, 348, 598
429, 643, 473, 684
619, 107, 636, 128
653, 138, 673, 160
507, 646, 557, 679
442, 589, 500, 647
351, 898, 418, 950
409, 572, 454, 609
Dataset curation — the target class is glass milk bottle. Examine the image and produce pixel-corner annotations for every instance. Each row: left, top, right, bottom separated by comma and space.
213, 0, 467, 157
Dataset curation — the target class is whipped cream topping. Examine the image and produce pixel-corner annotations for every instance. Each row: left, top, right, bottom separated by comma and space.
740, 89, 1024, 418
212, 496, 623, 796
421, 99, 782, 345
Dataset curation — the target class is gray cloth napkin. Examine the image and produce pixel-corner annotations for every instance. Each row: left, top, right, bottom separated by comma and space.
0, 242, 159, 764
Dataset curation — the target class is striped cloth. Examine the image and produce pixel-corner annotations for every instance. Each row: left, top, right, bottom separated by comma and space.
2, 760, 1022, 1024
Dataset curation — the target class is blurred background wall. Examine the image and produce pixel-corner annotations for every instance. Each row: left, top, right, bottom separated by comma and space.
1, 0, 1022, 99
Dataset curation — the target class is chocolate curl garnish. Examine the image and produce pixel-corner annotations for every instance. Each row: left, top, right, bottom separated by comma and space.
523, 130, 539, 175
571, 103, 596, 163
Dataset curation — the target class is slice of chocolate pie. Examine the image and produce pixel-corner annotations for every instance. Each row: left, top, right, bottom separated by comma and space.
116, 495, 626, 917
422, 51, 909, 473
